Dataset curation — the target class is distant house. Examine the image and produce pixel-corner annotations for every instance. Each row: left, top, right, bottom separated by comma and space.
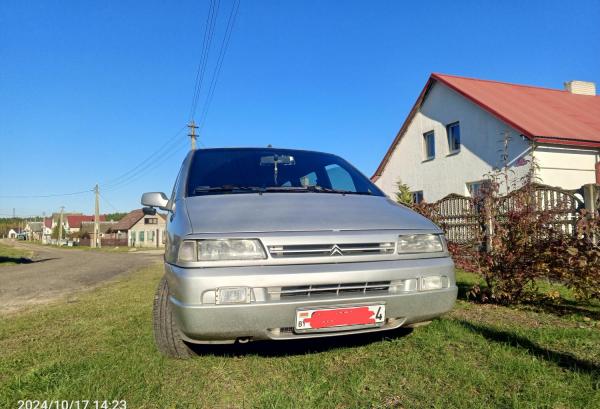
24, 222, 44, 241
7, 228, 20, 239
66, 215, 107, 234
372, 73, 600, 202
113, 209, 167, 248
79, 221, 118, 244
43, 218, 53, 242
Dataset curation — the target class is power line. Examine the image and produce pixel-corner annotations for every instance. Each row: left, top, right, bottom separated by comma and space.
101, 126, 186, 188
103, 138, 189, 193
197, 0, 240, 134
102, 137, 188, 191
189, 0, 221, 120
0, 189, 93, 199
1, 126, 186, 200
98, 191, 120, 213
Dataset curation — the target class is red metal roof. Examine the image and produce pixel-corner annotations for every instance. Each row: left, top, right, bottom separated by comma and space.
372, 73, 600, 180
66, 214, 106, 228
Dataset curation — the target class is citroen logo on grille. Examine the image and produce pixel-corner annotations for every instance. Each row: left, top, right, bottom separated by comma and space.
330, 244, 344, 256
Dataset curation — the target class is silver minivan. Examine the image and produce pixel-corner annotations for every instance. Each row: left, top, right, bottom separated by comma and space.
142, 147, 457, 358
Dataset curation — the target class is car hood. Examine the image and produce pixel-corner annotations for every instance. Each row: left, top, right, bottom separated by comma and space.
184, 193, 439, 233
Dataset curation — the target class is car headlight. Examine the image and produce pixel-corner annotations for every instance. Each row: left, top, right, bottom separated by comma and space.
397, 234, 444, 253
197, 239, 267, 261
177, 239, 267, 262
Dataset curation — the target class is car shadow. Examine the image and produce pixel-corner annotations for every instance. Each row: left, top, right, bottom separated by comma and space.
456, 320, 600, 375
0, 256, 58, 265
189, 327, 414, 357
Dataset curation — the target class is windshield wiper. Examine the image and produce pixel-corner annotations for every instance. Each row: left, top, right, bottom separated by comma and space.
193, 185, 265, 195
193, 185, 373, 196
264, 186, 372, 195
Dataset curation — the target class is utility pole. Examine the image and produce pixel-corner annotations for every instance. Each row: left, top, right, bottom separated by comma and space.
188, 120, 199, 151
58, 206, 64, 245
93, 184, 100, 248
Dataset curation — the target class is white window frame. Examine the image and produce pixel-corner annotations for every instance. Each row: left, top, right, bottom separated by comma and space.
466, 180, 490, 197
423, 131, 435, 161
446, 122, 461, 154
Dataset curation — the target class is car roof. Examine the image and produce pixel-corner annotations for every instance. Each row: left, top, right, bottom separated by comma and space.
191, 147, 337, 156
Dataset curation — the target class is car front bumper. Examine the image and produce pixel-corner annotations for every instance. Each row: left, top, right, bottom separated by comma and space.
165, 257, 457, 343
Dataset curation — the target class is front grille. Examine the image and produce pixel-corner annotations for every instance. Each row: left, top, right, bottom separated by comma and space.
268, 242, 395, 258
269, 281, 391, 299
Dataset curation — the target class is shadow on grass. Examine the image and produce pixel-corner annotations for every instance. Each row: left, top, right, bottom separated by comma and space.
0, 256, 57, 265
189, 327, 414, 358
521, 299, 600, 321
456, 281, 473, 301
456, 276, 600, 320
457, 320, 600, 375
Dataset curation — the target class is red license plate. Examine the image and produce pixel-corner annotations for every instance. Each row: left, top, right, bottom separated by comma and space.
295, 304, 385, 331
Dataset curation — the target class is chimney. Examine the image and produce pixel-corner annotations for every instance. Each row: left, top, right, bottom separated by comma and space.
564, 80, 596, 96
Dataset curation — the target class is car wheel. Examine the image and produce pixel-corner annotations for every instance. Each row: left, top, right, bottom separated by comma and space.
153, 277, 194, 359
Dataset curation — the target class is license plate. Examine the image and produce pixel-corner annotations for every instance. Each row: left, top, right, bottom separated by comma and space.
295, 304, 385, 332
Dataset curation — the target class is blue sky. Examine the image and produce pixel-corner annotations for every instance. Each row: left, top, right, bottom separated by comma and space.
1, 0, 599, 217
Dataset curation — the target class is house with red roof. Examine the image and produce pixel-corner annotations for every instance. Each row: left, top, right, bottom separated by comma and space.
65, 214, 106, 234
372, 73, 600, 202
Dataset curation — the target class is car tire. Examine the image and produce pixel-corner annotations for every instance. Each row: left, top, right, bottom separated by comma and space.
153, 277, 194, 359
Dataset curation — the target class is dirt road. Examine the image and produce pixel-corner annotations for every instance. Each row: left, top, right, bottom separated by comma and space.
0, 241, 162, 313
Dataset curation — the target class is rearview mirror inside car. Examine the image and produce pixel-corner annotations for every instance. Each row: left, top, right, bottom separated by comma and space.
260, 154, 296, 166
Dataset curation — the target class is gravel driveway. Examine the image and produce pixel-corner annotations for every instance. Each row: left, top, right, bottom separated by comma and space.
0, 241, 162, 313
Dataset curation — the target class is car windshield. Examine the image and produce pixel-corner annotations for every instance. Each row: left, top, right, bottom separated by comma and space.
186, 148, 384, 197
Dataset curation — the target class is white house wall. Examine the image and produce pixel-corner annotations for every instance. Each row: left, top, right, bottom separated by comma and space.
375, 81, 531, 201
533, 144, 599, 189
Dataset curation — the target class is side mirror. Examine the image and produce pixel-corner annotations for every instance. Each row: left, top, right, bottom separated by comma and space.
141, 192, 170, 211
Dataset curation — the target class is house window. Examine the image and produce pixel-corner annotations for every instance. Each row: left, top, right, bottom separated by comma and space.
149, 231, 155, 242
423, 131, 435, 160
411, 191, 424, 204
447, 122, 461, 153
467, 180, 490, 198
144, 218, 158, 225
299, 171, 318, 187
139, 231, 145, 242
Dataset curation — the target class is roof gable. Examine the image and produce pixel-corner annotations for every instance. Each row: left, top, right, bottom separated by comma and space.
372, 73, 600, 180
434, 73, 600, 144
114, 209, 144, 231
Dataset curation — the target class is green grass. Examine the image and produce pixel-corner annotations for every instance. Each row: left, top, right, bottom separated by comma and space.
1, 265, 598, 408
0, 242, 33, 265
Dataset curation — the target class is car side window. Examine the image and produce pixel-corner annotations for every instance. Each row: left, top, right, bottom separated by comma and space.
325, 164, 356, 192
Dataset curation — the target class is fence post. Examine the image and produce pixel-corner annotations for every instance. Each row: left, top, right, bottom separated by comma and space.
484, 196, 493, 252
581, 184, 599, 245
582, 184, 598, 216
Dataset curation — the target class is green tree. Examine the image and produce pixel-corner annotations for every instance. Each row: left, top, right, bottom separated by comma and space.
395, 180, 413, 205
105, 212, 127, 221
51, 224, 65, 239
